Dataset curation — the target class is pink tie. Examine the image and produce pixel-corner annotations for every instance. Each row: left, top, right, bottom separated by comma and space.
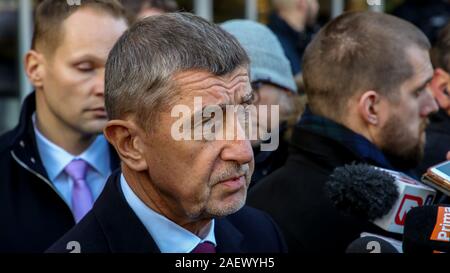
64, 159, 93, 223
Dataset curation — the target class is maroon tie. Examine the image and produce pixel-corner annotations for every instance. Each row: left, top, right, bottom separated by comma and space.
191, 242, 216, 253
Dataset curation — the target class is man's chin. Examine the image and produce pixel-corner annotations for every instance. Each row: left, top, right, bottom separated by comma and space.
80, 121, 107, 136
208, 199, 245, 217
206, 189, 247, 217
384, 145, 423, 171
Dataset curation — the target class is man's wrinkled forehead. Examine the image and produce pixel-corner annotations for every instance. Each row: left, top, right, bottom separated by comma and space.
172, 67, 252, 104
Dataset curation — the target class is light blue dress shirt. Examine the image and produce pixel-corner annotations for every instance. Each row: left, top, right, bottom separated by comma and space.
33, 115, 111, 210
120, 174, 217, 253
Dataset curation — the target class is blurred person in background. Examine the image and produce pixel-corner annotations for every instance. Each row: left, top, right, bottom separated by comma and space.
0, 0, 128, 252
121, 0, 178, 22
221, 19, 300, 186
248, 11, 439, 253
268, 0, 320, 78
0, 7, 18, 133
393, 0, 450, 45
415, 22, 450, 191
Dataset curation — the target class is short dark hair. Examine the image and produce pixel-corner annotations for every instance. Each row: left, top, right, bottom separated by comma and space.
105, 12, 249, 131
302, 11, 431, 119
431, 22, 450, 72
32, 0, 128, 55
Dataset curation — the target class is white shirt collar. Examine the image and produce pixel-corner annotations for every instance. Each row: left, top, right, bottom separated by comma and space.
33, 113, 110, 180
120, 174, 217, 253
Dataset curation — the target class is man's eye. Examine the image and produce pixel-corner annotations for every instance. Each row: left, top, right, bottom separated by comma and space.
249, 92, 257, 104
76, 62, 94, 72
202, 119, 220, 142
241, 93, 255, 106
414, 88, 425, 97
202, 117, 212, 126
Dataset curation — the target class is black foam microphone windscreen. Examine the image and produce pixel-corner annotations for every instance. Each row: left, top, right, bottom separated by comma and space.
403, 205, 450, 253
325, 163, 399, 221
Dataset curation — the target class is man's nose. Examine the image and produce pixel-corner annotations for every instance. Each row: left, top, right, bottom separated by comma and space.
93, 68, 105, 96
421, 88, 439, 117
220, 120, 253, 165
220, 139, 254, 166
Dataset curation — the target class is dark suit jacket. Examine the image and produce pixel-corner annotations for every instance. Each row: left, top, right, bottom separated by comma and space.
247, 126, 401, 253
47, 171, 288, 253
0, 93, 120, 252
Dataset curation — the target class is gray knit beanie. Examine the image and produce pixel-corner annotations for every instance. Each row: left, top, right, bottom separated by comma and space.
221, 19, 297, 93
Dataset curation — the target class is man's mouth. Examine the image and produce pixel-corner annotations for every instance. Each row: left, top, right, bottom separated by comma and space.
88, 107, 107, 118
218, 175, 246, 190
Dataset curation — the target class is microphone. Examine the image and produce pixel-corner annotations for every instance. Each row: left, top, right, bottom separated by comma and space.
346, 235, 399, 253
403, 205, 450, 253
325, 163, 398, 221
325, 163, 436, 234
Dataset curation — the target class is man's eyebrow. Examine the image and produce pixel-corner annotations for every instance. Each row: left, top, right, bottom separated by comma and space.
190, 104, 227, 125
413, 76, 433, 92
189, 93, 251, 124
71, 54, 105, 63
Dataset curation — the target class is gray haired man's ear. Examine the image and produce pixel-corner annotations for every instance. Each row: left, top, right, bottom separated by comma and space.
103, 120, 148, 172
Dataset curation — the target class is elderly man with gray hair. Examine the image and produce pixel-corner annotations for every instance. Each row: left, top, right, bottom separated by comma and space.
47, 12, 287, 253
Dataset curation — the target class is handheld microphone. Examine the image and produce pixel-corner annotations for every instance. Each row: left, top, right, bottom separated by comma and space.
346, 235, 399, 253
403, 205, 450, 253
325, 163, 436, 234
325, 163, 398, 221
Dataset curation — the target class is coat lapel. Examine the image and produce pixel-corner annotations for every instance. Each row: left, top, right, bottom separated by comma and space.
93, 171, 160, 253
214, 216, 245, 253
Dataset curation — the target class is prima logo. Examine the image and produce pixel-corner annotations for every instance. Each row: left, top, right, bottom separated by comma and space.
171, 97, 280, 151
431, 206, 450, 242
67, 0, 81, 6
